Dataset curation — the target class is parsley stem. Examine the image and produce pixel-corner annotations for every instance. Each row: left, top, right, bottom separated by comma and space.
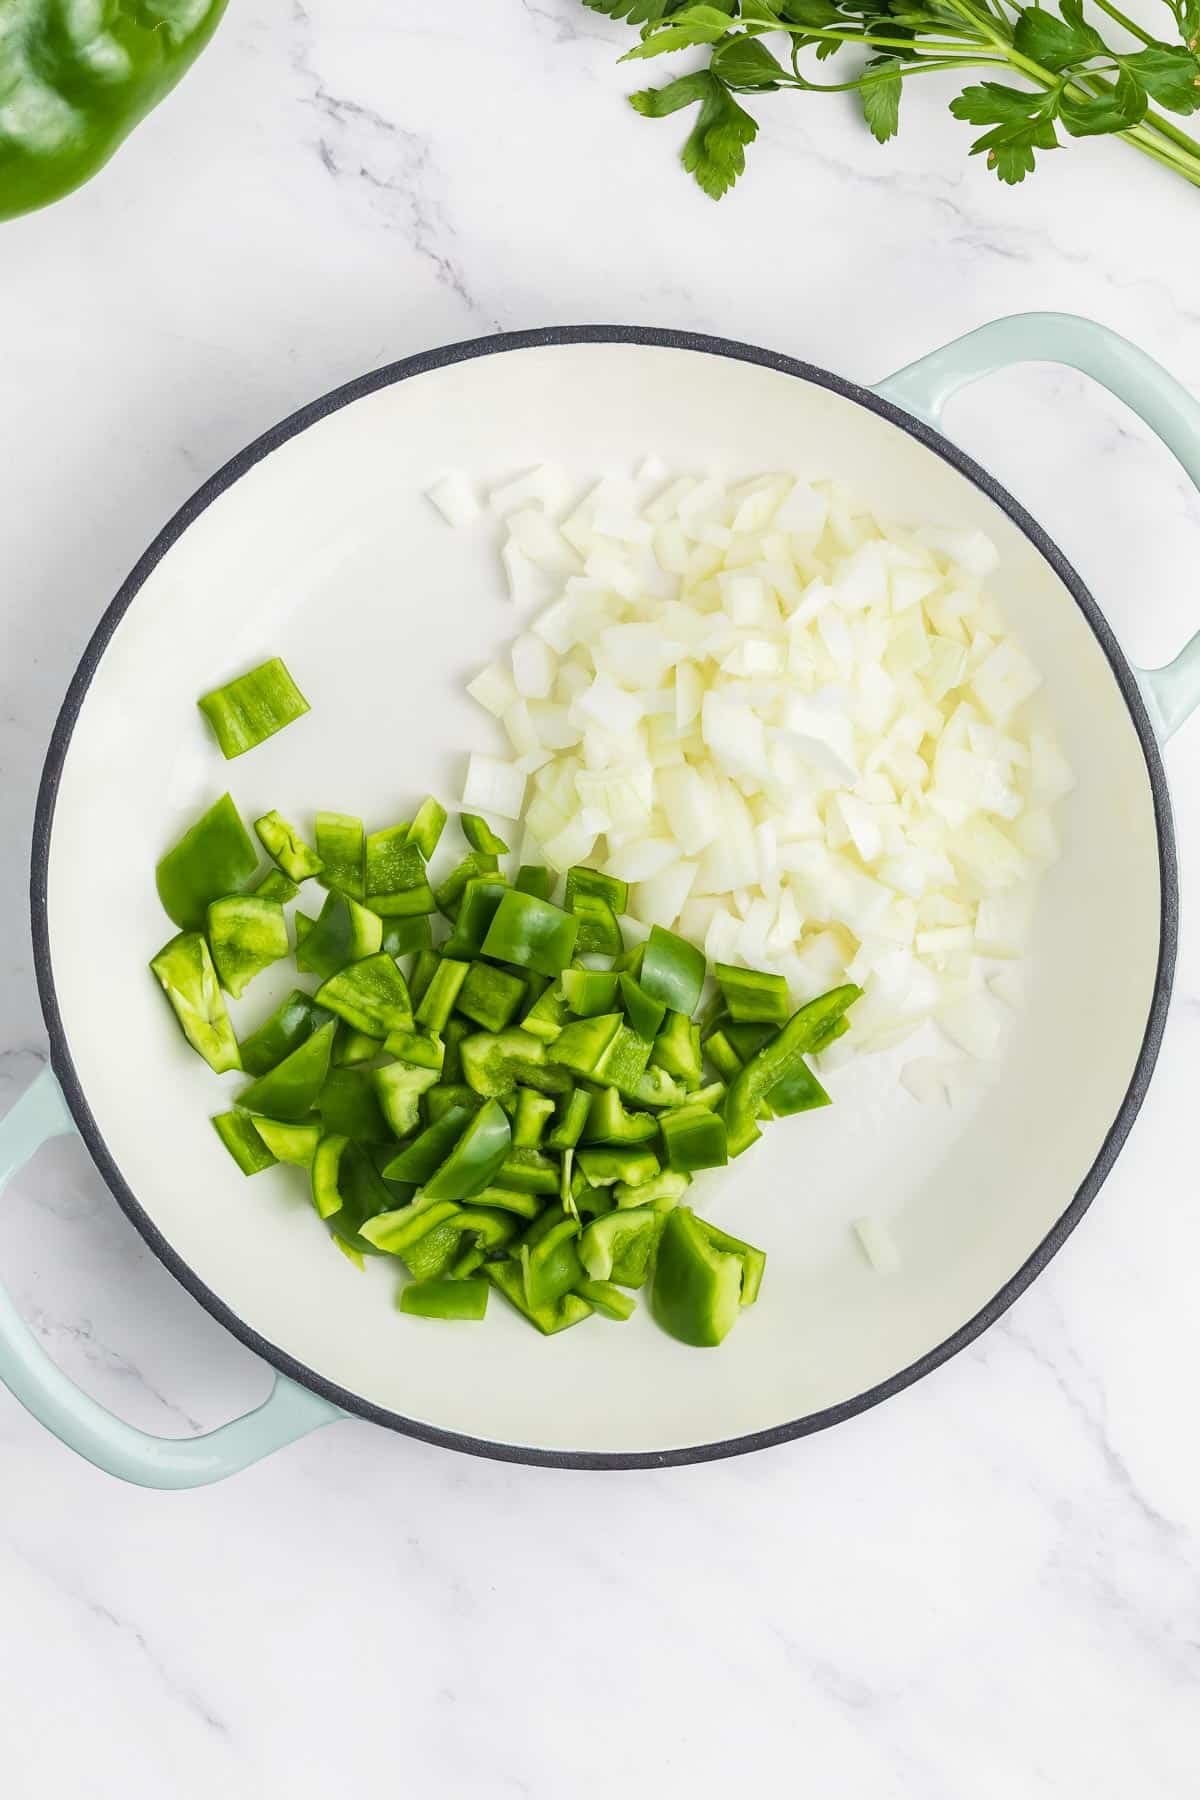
1086, 0, 1158, 45
785, 56, 1007, 92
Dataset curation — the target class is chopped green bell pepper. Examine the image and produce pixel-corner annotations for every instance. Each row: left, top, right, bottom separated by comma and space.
630, 1066, 688, 1109
237, 1019, 335, 1120
481, 889, 579, 977
613, 1168, 690, 1211
724, 985, 860, 1155
258, 868, 301, 905
254, 811, 323, 883
360, 1196, 462, 1255
295, 891, 382, 981
471, 1185, 543, 1219
424, 1082, 482, 1123
409, 796, 448, 861
574, 1278, 636, 1321
421, 1098, 511, 1201
618, 972, 666, 1042
374, 1063, 440, 1139
311, 1134, 351, 1220
443, 879, 510, 959
155, 793, 258, 931
595, 1024, 655, 1099
640, 924, 706, 1017
365, 825, 434, 916
382, 1028, 444, 1073
316, 812, 364, 901
660, 1104, 728, 1172
461, 814, 509, 857
550, 1013, 622, 1080
577, 1146, 660, 1188
319, 1068, 389, 1142
714, 962, 790, 1027
461, 1028, 571, 1101
651, 1011, 703, 1087
487, 1261, 592, 1335
498, 1149, 560, 1195
400, 1278, 489, 1321
206, 895, 289, 998
561, 969, 620, 1017
198, 658, 309, 759
545, 1087, 592, 1152
565, 865, 629, 915
212, 1111, 274, 1175
403, 1206, 517, 1283
0, 0, 230, 224
295, 911, 315, 945
149, 932, 240, 1073
521, 981, 568, 1043
240, 990, 334, 1077
409, 947, 441, 1007
415, 958, 470, 1032
435, 851, 499, 918
512, 1089, 556, 1149
516, 1208, 584, 1309
315, 953, 413, 1037
333, 1026, 384, 1068
515, 865, 555, 900
381, 1106, 474, 1183
703, 1028, 743, 1084
651, 1207, 765, 1346
252, 1117, 321, 1168
380, 914, 433, 959
582, 1087, 658, 1146
569, 892, 623, 956
457, 961, 526, 1032
578, 1206, 662, 1287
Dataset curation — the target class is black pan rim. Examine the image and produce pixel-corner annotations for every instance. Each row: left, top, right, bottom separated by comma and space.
29, 324, 1179, 1471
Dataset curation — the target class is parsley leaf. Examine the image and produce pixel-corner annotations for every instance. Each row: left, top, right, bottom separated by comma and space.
619, 3, 739, 56
950, 82, 1061, 182
1119, 43, 1200, 113
712, 34, 786, 86
1060, 66, 1148, 133
581, 0, 692, 20
860, 58, 903, 142
683, 72, 760, 195
1012, 3, 1105, 71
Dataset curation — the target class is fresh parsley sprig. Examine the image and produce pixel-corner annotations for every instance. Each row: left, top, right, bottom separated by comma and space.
583, 0, 1200, 195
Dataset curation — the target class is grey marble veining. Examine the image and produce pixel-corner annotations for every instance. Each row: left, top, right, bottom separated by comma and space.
1, 2, 1199, 1793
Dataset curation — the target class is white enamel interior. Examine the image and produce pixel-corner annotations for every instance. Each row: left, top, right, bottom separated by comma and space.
44, 343, 1163, 1457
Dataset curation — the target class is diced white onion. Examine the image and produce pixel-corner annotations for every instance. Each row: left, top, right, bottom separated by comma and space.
425, 471, 480, 527
462, 753, 526, 821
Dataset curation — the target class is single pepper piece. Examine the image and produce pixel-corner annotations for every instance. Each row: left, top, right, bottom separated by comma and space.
380, 914, 433, 959
316, 953, 413, 1038
442, 879, 510, 959
316, 813, 365, 901
365, 825, 435, 916
435, 851, 500, 918
575, 1278, 636, 1321
578, 1206, 662, 1288
521, 981, 568, 1043
383, 1028, 444, 1073
333, 1025, 384, 1068
211, 1111, 275, 1175
318, 1068, 389, 1142
714, 962, 790, 1027
577, 1146, 660, 1188
237, 1020, 335, 1121
515, 865, 554, 901
457, 961, 526, 1033
0, 0, 230, 224
359, 1194, 461, 1256
498, 1149, 560, 1195
511, 1088, 556, 1150
409, 796, 448, 862
651, 1011, 703, 1087
569, 892, 623, 956
461, 814, 509, 858
640, 924, 706, 1017
565, 865, 629, 916
424, 1082, 482, 1123
149, 932, 241, 1073
155, 793, 258, 931
561, 969, 619, 1017
399, 1278, 489, 1321
582, 1087, 658, 1147
724, 985, 860, 1156
295, 891, 382, 981
252, 1118, 322, 1168
481, 889, 579, 977
618, 972, 667, 1043
206, 895, 289, 999
613, 1168, 690, 1211
460, 1028, 571, 1101
253, 868, 299, 904
651, 1207, 765, 1347
403, 1206, 518, 1283
374, 1063, 440, 1139
415, 958, 470, 1032
545, 1087, 592, 1152
381, 1105, 474, 1183
487, 1261, 593, 1336
660, 1103, 728, 1173
409, 947, 441, 1008
198, 658, 309, 759
311, 1134, 351, 1220
253, 811, 321, 882
239, 990, 335, 1078
421, 1098, 511, 1201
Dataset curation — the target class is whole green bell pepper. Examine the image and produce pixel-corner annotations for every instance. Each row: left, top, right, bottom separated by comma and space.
1, 2, 229, 224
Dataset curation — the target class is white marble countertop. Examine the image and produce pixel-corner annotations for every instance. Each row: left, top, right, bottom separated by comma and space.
3, 2, 1200, 1792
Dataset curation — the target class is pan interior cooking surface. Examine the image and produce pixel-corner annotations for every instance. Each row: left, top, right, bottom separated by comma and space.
37, 338, 1164, 1458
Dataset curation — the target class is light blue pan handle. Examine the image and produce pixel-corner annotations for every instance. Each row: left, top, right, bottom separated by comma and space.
874, 311, 1200, 742
0, 1067, 344, 1488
